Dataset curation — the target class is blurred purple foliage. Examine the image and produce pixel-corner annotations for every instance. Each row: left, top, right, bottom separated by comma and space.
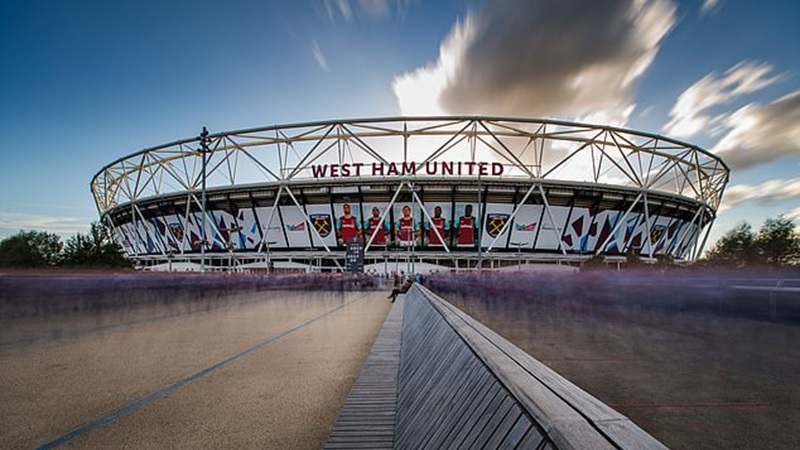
0, 272, 381, 318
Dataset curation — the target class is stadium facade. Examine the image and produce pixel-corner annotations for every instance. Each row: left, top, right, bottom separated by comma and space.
90, 117, 729, 271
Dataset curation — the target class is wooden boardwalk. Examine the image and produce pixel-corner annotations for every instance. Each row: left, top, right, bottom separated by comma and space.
324, 297, 404, 449
395, 286, 550, 449
326, 286, 667, 449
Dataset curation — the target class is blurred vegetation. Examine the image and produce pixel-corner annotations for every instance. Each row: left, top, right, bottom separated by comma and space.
0, 230, 62, 268
703, 216, 800, 268
0, 222, 131, 269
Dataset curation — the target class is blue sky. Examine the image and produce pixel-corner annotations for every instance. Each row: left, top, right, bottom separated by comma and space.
1, 0, 799, 250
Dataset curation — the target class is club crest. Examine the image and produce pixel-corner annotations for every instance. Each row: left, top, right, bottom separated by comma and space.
310, 213, 332, 237
169, 223, 184, 242
650, 224, 666, 245
485, 213, 510, 238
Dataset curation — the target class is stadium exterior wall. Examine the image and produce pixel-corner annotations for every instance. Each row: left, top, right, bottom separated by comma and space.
91, 117, 729, 271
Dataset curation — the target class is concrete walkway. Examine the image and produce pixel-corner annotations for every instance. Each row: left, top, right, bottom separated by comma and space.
0, 290, 391, 449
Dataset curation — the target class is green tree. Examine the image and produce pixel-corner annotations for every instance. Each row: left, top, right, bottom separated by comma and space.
0, 230, 63, 268
704, 221, 757, 267
755, 215, 800, 266
625, 246, 643, 266
655, 253, 674, 267
61, 222, 131, 268
583, 253, 608, 269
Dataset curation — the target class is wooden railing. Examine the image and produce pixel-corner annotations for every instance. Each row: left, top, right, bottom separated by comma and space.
396, 285, 668, 449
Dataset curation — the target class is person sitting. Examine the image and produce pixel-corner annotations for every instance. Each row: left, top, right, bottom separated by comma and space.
388, 278, 413, 302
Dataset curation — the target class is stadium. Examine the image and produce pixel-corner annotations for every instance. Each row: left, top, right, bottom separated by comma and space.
90, 117, 729, 272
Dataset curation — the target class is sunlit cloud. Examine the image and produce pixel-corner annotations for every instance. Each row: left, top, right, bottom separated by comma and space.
664, 61, 784, 138
357, 0, 391, 20
322, 0, 354, 22
787, 206, 800, 223
311, 40, 329, 71
0, 212, 90, 237
320, 0, 411, 22
574, 105, 637, 128
712, 90, 800, 169
700, 0, 722, 16
721, 178, 800, 210
393, 0, 676, 125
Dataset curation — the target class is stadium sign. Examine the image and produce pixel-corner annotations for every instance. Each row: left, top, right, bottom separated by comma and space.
310, 161, 505, 178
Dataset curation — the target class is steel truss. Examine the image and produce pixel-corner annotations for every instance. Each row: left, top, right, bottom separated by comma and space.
91, 117, 729, 269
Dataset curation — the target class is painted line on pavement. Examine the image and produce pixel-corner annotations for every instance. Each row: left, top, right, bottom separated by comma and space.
35, 292, 374, 450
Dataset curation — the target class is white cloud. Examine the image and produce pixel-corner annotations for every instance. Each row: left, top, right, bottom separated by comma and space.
393, 0, 676, 123
357, 0, 391, 20
664, 61, 784, 138
311, 40, 329, 71
721, 178, 800, 210
700, 0, 722, 16
712, 90, 800, 169
321, 0, 411, 22
322, 0, 354, 22
787, 206, 800, 223
0, 212, 90, 237
574, 104, 637, 128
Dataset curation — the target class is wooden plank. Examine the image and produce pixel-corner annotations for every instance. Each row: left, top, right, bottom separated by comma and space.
415, 284, 669, 450
468, 397, 516, 449
481, 405, 526, 449
514, 425, 547, 450
323, 297, 403, 450
428, 368, 494, 448
396, 290, 542, 450
498, 413, 533, 449
418, 360, 490, 448
391, 287, 667, 450
444, 380, 504, 449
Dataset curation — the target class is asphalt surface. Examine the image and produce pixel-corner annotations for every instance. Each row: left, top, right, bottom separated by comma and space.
0, 289, 392, 449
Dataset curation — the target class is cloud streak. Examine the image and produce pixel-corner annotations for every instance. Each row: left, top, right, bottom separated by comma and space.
0, 212, 90, 237
322, 0, 353, 22
712, 90, 800, 169
320, 0, 410, 22
664, 61, 784, 138
701, 0, 722, 16
721, 178, 800, 210
393, 0, 676, 125
311, 40, 329, 71
787, 206, 800, 223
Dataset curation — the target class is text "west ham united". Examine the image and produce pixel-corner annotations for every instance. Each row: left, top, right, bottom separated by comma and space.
310, 161, 505, 178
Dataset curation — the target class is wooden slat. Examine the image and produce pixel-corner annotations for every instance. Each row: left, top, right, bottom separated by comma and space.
514, 424, 548, 449
328, 284, 667, 450
415, 284, 669, 450
426, 369, 493, 447
445, 381, 504, 448
394, 293, 540, 449
323, 297, 404, 450
482, 408, 526, 450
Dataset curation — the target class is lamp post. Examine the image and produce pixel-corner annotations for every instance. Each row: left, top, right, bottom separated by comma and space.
405, 242, 411, 276
219, 224, 242, 272
199, 127, 210, 273
265, 240, 277, 274
226, 242, 234, 272
510, 242, 525, 270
